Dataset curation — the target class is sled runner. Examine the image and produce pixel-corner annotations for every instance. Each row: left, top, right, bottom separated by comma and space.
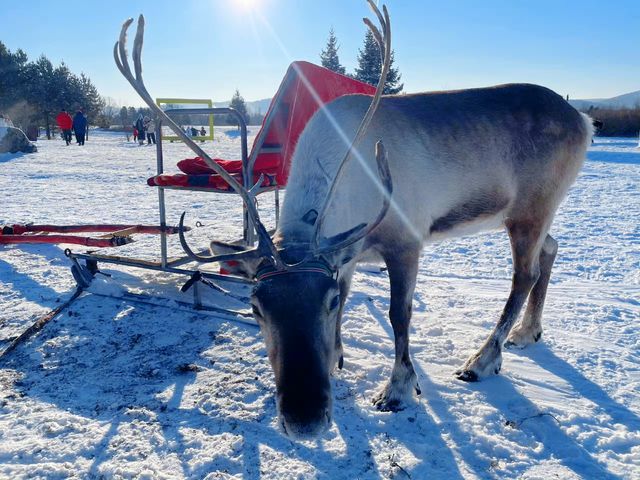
0, 223, 184, 248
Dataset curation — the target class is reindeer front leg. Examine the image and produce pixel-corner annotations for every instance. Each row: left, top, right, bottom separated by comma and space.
373, 247, 422, 411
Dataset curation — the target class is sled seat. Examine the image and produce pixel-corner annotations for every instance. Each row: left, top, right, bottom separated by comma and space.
146, 61, 376, 193
147, 157, 278, 191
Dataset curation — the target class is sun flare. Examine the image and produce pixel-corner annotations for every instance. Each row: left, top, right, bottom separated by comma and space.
235, 0, 260, 11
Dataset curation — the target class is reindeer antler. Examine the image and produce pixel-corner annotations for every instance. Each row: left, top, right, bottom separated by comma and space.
113, 15, 284, 269
311, 1, 393, 254
315, 140, 392, 255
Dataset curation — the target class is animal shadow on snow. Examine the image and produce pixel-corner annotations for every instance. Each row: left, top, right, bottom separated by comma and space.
587, 149, 640, 165
360, 293, 626, 480
0, 245, 72, 317
2, 289, 461, 479
516, 343, 640, 432
0, 259, 60, 310
0, 151, 28, 163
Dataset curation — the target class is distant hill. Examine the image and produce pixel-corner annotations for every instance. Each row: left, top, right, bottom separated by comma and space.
213, 98, 272, 115
570, 90, 640, 111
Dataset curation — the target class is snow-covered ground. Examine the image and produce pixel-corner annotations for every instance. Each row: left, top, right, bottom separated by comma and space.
0, 129, 638, 479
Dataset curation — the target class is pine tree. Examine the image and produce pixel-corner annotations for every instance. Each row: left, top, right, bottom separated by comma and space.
0, 45, 105, 138
354, 30, 403, 94
320, 28, 346, 75
78, 73, 105, 124
128, 106, 137, 123
228, 89, 249, 128
24, 55, 57, 138
0, 42, 28, 111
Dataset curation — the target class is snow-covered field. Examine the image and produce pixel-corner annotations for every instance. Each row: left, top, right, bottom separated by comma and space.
0, 129, 638, 479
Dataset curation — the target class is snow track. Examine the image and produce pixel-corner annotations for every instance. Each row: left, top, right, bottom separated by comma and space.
0, 130, 638, 479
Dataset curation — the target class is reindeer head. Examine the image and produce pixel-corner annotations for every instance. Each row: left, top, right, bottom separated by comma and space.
254, 258, 340, 438
115, 1, 391, 440
209, 244, 347, 439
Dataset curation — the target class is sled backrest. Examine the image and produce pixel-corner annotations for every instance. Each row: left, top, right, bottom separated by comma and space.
249, 61, 377, 186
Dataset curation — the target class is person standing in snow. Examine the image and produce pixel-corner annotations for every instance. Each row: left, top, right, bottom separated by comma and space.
143, 116, 156, 144
134, 114, 145, 145
72, 109, 87, 146
56, 109, 73, 145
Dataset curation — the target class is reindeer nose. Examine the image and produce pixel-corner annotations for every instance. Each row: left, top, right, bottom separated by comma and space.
280, 407, 332, 440
277, 383, 332, 440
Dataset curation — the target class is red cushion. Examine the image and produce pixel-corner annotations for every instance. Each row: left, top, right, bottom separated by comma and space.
177, 157, 242, 175
177, 156, 283, 176
147, 171, 276, 190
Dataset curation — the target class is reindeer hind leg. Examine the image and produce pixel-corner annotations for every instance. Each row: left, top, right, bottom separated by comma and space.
456, 220, 548, 381
334, 264, 356, 371
505, 233, 558, 348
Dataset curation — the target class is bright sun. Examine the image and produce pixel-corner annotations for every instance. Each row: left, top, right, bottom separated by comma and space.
235, 0, 260, 11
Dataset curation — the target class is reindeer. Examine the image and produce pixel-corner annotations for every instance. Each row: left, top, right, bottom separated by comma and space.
115, 1, 592, 440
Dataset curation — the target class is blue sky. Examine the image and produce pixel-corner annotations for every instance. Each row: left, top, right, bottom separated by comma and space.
1, 0, 639, 106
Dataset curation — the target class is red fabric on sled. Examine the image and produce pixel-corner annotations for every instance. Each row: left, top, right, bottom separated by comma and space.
147, 171, 276, 191
176, 156, 281, 176
177, 157, 237, 175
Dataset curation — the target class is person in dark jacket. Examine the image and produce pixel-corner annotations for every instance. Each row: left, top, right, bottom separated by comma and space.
72, 110, 88, 145
135, 114, 145, 145
56, 109, 73, 145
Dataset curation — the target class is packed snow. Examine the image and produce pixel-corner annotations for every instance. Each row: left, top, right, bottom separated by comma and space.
0, 129, 638, 479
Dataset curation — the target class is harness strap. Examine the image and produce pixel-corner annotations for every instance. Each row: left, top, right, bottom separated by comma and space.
256, 259, 335, 281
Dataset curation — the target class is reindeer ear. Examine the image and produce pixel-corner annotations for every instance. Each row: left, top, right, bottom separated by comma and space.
210, 241, 263, 279
301, 209, 318, 225
321, 243, 360, 270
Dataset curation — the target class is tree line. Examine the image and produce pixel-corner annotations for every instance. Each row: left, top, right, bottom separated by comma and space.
112, 91, 262, 133
581, 106, 640, 138
0, 41, 105, 139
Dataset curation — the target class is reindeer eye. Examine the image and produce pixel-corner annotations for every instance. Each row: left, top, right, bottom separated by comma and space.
251, 304, 263, 319
330, 294, 340, 310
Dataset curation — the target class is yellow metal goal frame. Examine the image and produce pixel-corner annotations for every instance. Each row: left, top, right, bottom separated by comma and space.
156, 98, 214, 142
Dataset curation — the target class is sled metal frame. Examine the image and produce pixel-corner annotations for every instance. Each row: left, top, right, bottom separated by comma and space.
156, 107, 281, 263
65, 106, 284, 317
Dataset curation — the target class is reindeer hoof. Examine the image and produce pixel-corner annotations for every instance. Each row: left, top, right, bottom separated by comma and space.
455, 369, 478, 382
505, 325, 543, 348
372, 395, 404, 412
503, 340, 518, 350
